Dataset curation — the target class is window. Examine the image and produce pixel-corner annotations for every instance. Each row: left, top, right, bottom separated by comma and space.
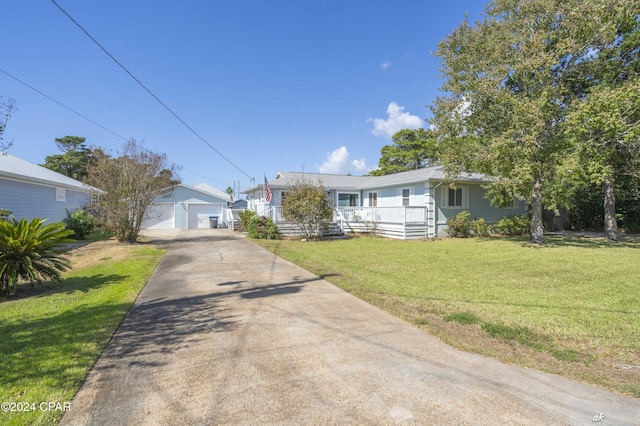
368, 192, 378, 207
56, 187, 66, 202
448, 188, 462, 207
442, 186, 469, 209
338, 193, 359, 207
402, 189, 410, 206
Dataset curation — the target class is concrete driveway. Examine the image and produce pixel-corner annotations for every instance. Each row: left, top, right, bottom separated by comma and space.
61, 229, 640, 425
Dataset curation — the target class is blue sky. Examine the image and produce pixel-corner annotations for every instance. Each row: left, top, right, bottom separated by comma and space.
2, 1, 485, 195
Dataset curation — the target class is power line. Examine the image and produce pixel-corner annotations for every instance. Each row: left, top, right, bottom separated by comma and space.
0, 67, 128, 142
0, 67, 233, 189
50, 0, 253, 180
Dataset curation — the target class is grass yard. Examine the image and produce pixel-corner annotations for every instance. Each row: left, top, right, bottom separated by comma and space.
254, 235, 640, 398
0, 240, 165, 426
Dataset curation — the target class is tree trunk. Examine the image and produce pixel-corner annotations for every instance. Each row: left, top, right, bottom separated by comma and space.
529, 175, 545, 244
603, 174, 618, 241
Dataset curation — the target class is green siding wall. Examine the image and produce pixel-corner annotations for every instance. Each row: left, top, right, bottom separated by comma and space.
435, 183, 526, 236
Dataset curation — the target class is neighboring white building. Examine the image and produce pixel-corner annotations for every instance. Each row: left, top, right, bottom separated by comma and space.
0, 153, 95, 222
142, 183, 232, 230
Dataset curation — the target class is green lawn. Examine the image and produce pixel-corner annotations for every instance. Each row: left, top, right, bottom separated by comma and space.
254, 235, 640, 397
0, 244, 164, 426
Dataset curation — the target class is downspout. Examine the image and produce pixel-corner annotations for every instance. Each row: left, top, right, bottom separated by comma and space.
430, 181, 443, 238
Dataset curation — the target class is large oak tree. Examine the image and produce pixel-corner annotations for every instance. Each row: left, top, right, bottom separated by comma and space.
563, 14, 640, 240
431, 0, 635, 244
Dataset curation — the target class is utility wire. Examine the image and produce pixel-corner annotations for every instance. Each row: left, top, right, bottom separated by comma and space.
50, 0, 253, 180
0, 67, 231, 189
0, 67, 128, 142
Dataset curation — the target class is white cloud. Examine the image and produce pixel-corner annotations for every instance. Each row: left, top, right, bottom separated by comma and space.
380, 61, 392, 70
367, 102, 423, 138
318, 146, 368, 174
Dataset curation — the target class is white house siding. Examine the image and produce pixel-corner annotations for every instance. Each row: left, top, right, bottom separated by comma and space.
141, 203, 175, 229
188, 203, 224, 228
0, 179, 91, 223
142, 184, 230, 230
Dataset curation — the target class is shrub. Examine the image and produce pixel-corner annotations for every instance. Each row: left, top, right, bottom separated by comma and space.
63, 208, 99, 240
247, 215, 279, 239
282, 179, 334, 240
0, 209, 12, 221
470, 217, 491, 237
494, 214, 531, 236
0, 218, 74, 296
446, 210, 471, 237
238, 210, 257, 232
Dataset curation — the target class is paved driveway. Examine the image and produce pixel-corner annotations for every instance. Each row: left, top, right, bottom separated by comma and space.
61, 229, 640, 425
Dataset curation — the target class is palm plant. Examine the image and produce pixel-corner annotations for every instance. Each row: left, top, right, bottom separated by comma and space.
0, 218, 74, 296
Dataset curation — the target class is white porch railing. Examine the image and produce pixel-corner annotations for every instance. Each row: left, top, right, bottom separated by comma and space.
336, 206, 428, 225
260, 206, 427, 225
251, 205, 430, 239
255, 206, 428, 225
227, 208, 245, 230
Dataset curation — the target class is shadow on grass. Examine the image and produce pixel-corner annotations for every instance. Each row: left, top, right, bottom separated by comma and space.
6, 273, 126, 301
472, 235, 640, 249
0, 274, 130, 392
542, 235, 640, 249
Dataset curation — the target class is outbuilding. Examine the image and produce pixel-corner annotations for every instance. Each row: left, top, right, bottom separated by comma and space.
142, 183, 231, 230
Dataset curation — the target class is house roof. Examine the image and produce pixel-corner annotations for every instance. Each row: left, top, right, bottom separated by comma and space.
0, 152, 97, 192
192, 182, 232, 202
241, 167, 489, 193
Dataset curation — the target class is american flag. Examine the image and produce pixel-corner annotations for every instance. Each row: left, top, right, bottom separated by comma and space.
264, 175, 273, 203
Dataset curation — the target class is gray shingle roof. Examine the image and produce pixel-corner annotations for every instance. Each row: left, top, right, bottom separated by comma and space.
0, 152, 96, 192
242, 167, 489, 193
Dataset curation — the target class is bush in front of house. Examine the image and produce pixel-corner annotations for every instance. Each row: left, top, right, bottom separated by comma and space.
493, 214, 531, 236
247, 215, 279, 239
63, 208, 99, 240
238, 210, 257, 232
470, 217, 491, 237
446, 210, 472, 237
0, 218, 74, 296
447, 211, 493, 238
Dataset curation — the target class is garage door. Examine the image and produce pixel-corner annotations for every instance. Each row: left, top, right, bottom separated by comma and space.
142, 203, 175, 229
188, 204, 223, 228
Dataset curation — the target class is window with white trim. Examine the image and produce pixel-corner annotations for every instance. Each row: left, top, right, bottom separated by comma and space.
442, 186, 469, 209
399, 187, 414, 206
402, 189, 410, 206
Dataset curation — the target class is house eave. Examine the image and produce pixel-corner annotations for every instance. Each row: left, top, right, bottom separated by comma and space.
0, 171, 99, 193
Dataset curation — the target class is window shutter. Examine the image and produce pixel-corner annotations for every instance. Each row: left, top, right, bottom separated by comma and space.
462, 187, 469, 209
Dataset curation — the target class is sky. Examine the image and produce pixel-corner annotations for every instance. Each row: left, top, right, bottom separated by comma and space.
2, 1, 486, 196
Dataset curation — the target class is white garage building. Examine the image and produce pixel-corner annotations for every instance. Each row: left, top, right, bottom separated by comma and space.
142, 183, 231, 230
